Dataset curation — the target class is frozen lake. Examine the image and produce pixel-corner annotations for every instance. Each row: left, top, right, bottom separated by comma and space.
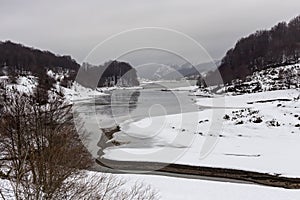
74, 80, 200, 157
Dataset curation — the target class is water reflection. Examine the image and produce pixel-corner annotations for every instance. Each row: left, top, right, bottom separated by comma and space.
95, 90, 141, 118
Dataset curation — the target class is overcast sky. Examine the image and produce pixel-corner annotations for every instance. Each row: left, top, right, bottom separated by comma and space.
0, 0, 299, 65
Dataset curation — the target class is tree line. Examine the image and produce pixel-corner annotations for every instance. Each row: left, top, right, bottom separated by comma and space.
0, 41, 80, 75
0, 41, 140, 88
206, 15, 300, 84
77, 61, 140, 88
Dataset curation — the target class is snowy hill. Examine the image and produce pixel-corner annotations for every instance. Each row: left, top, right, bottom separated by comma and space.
0, 71, 107, 104
224, 63, 300, 94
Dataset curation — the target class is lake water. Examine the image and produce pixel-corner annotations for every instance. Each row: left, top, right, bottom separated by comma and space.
74, 80, 200, 157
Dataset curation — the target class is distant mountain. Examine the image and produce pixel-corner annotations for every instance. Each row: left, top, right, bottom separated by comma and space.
136, 60, 220, 80
177, 60, 221, 78
135, 63, 176, 80
206, 15, 300, 84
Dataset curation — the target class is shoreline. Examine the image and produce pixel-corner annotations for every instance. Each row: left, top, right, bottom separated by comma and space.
97, 125, 300, 189
95, 158, 300, 189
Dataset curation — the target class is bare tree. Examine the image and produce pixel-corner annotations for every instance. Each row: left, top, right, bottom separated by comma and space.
0, 87, 158, 200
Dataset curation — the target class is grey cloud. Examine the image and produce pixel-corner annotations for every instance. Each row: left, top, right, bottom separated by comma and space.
0, 0, 299, 65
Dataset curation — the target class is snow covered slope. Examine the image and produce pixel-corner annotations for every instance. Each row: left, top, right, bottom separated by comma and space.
224, 63, 300, 94
0, 71, 107, 103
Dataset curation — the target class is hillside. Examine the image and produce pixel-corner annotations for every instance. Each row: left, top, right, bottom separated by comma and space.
0, 41, 139, 88
224, 63, 300, 94
0, 41, 80, 74
206, 15, 300, 84
77, 61, 139, 88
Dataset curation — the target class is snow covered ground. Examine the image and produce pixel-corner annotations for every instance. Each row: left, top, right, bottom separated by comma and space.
2, 170, 300, 200
222, 64, 300, 94
0, 74, 109, 102
62, 82, 108, 102
166, 85, 198, 91
4, 75, 38, 93
103, 89, 300, 177
121, 173, 300, 200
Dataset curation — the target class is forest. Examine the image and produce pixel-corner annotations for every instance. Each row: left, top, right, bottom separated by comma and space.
0, 41, 139, 88
206, 15, 300, 84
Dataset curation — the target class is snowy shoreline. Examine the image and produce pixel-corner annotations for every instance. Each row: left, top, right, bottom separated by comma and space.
95, 157, 300, 189
102, 89, 300, 178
